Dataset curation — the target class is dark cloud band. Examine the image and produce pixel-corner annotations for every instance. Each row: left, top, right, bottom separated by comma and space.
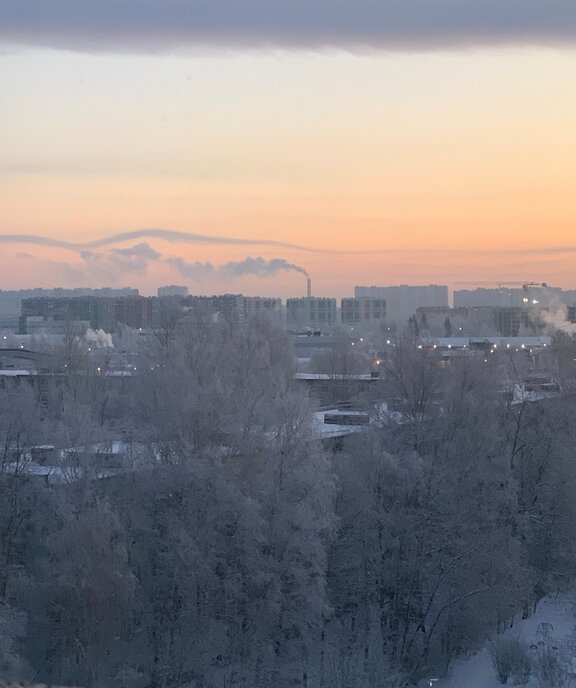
0, 0, 574, 52
0, 229, 315, 252
3, 230, 576, 258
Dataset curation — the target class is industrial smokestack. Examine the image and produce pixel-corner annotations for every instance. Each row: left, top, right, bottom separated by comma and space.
307, 277, 312, 298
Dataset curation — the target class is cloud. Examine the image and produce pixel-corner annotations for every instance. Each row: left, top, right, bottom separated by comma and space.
0, 229, 315, 252
0, 1, 574, 53
168, 255, 308, 281
112, 242, 161, 261
4, 244, 164, 287
5, 230, 576, 262
80, 242, 162, 277
165, 257, 216, 281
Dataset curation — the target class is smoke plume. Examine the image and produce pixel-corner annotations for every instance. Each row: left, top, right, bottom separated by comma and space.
221, 257, 308, 278
167, 256, 308, 281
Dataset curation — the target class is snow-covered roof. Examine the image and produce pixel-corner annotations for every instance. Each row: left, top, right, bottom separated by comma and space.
312, 410, 368, 439
0, 369, 36, 376
427, 336, 552, 348
432, 337, 470, 348
295, 372, 375, 381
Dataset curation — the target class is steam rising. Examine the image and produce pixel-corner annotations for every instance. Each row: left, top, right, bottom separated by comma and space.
85, 328, 114, 349
223, 257, 309, 278
536, 300, 576, 336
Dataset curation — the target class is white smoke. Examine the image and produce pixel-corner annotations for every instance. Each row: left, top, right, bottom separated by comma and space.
535, 299, 576, 336
84, 328, 114, 348
167, 255, 308, 280
222, 256, 309, 278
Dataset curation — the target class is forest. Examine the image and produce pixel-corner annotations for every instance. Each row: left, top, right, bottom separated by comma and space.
1, 316, 576, 687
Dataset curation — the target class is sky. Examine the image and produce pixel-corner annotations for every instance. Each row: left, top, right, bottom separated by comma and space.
1, 1, 576, 298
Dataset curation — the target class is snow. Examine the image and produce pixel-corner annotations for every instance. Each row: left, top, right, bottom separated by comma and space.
421, 594, 576, 688
0, 369, 36, 376
511, 384, 560, 405
312, 410, 366, 439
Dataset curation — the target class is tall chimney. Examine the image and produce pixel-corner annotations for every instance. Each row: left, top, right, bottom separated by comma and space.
307, 277, 312, 298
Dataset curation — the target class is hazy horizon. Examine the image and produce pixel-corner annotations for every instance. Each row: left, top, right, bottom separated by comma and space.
2, 4, 576, 296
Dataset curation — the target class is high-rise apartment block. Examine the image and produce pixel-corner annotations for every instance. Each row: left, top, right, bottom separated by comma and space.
243, 296, 283, 325
355, 285, 448, 322
341, 297, 386, 325
286, 297, 337, 330
157, 285, 189, 298
20, 295, 156, 333
1, 287, 138, 317
184, 294, 284, 326
454, 287, 563, 308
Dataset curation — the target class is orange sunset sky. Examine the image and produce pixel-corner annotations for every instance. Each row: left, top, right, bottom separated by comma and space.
1, 3, 576, 298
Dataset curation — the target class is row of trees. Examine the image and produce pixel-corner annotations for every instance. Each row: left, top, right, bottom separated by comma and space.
1, 316, 576, 686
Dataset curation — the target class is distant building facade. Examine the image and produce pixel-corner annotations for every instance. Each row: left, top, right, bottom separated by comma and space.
20, 295, 157, 333
243, 296, 283, 325
454, 287, 563, 308
157, 285, 189, 298
183, 294, 245, 325
341, 297, 386, 325
490, 307, 535, 338
1, 287, 138, 316
355, 285, 448, 323
416, 305, 543, 337
182, 294, 284, 327
286, 297, 337, 330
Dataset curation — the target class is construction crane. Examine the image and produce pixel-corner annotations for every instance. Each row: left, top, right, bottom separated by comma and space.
455, 281, 548, 291
455, 281, 550, 306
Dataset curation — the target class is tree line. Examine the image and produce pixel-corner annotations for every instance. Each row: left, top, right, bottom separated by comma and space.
1, 316, 576, 687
